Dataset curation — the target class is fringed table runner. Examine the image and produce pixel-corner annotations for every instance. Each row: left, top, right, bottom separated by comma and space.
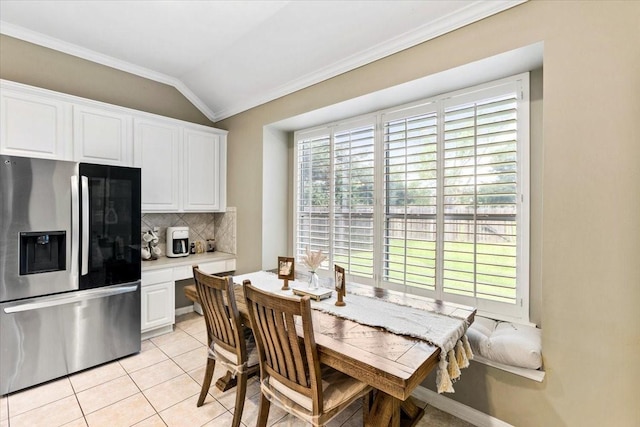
234, 271, 473, 393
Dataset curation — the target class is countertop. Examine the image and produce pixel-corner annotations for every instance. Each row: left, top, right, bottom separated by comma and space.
141, 251, 236, 272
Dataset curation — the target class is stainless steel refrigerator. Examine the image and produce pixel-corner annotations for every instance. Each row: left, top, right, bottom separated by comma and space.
0, 155, 141, 395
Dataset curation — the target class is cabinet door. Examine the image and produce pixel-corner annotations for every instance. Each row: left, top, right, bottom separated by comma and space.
0, 89, 72, 160
183, 128, 222, 211
141, 281, 175, 332
134, 118, 181, 211
74, 105, 132, 166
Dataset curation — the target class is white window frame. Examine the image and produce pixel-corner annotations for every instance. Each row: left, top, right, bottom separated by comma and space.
293, 73, 530, 323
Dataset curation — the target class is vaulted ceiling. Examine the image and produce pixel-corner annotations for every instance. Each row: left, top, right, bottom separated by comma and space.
0, 1, 524, 121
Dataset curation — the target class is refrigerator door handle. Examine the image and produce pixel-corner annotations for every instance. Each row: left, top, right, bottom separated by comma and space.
3, 284, 138, 314
70, 176, 79, 281
81, 176, 89, 276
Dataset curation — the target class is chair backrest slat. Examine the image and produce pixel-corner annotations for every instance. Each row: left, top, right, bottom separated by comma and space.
214, 291, 235, 346
257, 304, 276, 368
284, 312, 307, 384
265, 305, 287, 376
272, 309, 298, 383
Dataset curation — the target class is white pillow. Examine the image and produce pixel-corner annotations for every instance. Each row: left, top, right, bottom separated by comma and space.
465, 317, 496, 355
485, 322, 542, 369
466, 317, 543, 370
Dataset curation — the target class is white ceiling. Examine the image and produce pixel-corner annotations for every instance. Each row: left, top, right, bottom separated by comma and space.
0, 1, 525, 122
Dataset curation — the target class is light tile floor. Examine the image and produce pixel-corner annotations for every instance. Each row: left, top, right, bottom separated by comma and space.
0, 313, 475, 427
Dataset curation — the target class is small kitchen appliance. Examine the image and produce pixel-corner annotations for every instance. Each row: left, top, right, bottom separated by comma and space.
166, 226, 189, 257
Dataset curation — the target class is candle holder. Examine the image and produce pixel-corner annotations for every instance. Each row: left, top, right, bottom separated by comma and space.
334, 264, 346, 306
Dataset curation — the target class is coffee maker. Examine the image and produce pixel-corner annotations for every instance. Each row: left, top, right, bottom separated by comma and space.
166, 226, 189, 257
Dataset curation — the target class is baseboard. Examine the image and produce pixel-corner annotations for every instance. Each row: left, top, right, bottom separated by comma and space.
141, 324, 173, 340
175, 305, 195, 316
176, 303, 203, 317
412, 385, 513, 427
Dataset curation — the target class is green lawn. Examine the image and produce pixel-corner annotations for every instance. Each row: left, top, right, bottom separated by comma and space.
334, 239, 517, 302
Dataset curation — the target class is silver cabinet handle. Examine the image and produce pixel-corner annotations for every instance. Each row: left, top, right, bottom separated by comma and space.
81, 176, 89, 276
4, 284, 138, 314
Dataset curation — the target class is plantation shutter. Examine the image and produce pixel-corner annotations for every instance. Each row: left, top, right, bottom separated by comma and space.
382, 106, 438, 291
294, 74, 529, 321
333, 124, 375, 278
296, 132, 331, 262
442, 88, 519, 305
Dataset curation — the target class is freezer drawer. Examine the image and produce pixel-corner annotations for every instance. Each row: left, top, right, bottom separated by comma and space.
0, 282, 141, 395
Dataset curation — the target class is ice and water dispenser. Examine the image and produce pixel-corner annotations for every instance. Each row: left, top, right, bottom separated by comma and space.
19, 231, 66, 275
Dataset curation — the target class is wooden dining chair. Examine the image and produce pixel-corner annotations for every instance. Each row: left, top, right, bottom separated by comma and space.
243, 280, 372, 427
192, 266, 259, 427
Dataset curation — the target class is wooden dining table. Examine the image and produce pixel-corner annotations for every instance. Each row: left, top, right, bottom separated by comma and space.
186, 274, 475, 427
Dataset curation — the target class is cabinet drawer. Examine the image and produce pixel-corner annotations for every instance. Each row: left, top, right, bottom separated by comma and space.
172, 265, 193, 281
198, 260, 227, 275
142, 268, 173, 286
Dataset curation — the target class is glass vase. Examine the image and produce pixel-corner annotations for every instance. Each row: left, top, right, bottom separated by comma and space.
308, 271, 319, 290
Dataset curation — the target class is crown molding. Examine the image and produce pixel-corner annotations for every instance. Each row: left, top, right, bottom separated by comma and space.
1, 0, 526, 122
212, 0, 527, 120
0, 21, 218, 121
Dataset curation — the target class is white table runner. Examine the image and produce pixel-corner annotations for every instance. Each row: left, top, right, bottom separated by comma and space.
233, 270, 473, 393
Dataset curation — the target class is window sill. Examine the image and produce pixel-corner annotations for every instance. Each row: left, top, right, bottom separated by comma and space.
472, 354, 545, 382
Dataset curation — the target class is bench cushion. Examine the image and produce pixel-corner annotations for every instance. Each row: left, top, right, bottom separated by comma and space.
466, 317, 542, 370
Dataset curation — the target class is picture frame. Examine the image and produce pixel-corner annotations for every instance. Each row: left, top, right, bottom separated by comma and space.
334, 264, 346, 306
278, 256, 295, 290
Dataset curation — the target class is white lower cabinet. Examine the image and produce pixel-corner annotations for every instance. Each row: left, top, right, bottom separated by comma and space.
141, 269, 175, 339
141, 256, 236, 339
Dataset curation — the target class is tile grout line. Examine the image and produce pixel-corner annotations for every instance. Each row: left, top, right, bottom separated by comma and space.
123, 359, 164, 427
6, 313, 447, 427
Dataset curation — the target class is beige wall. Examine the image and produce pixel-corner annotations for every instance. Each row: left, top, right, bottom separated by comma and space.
0, 35, 213, 126
2, 1, 639, 425
217, 2, 640, 425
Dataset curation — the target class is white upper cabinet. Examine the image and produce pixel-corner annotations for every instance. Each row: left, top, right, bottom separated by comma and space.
134, 118, 182, 211
183, 127, 226, 212
0, 85, 72, 160
1, 80, 227, 213
134, 119, 227, 213
73, 105, 133, 166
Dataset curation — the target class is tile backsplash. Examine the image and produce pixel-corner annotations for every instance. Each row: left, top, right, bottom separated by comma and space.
213, 207, 236, 255
141, 207, 236, 255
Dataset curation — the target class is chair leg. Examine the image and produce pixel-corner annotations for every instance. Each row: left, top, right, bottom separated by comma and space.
197, 358, 216, 407
232, 371, 248, 427
257, 392, 271, 427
